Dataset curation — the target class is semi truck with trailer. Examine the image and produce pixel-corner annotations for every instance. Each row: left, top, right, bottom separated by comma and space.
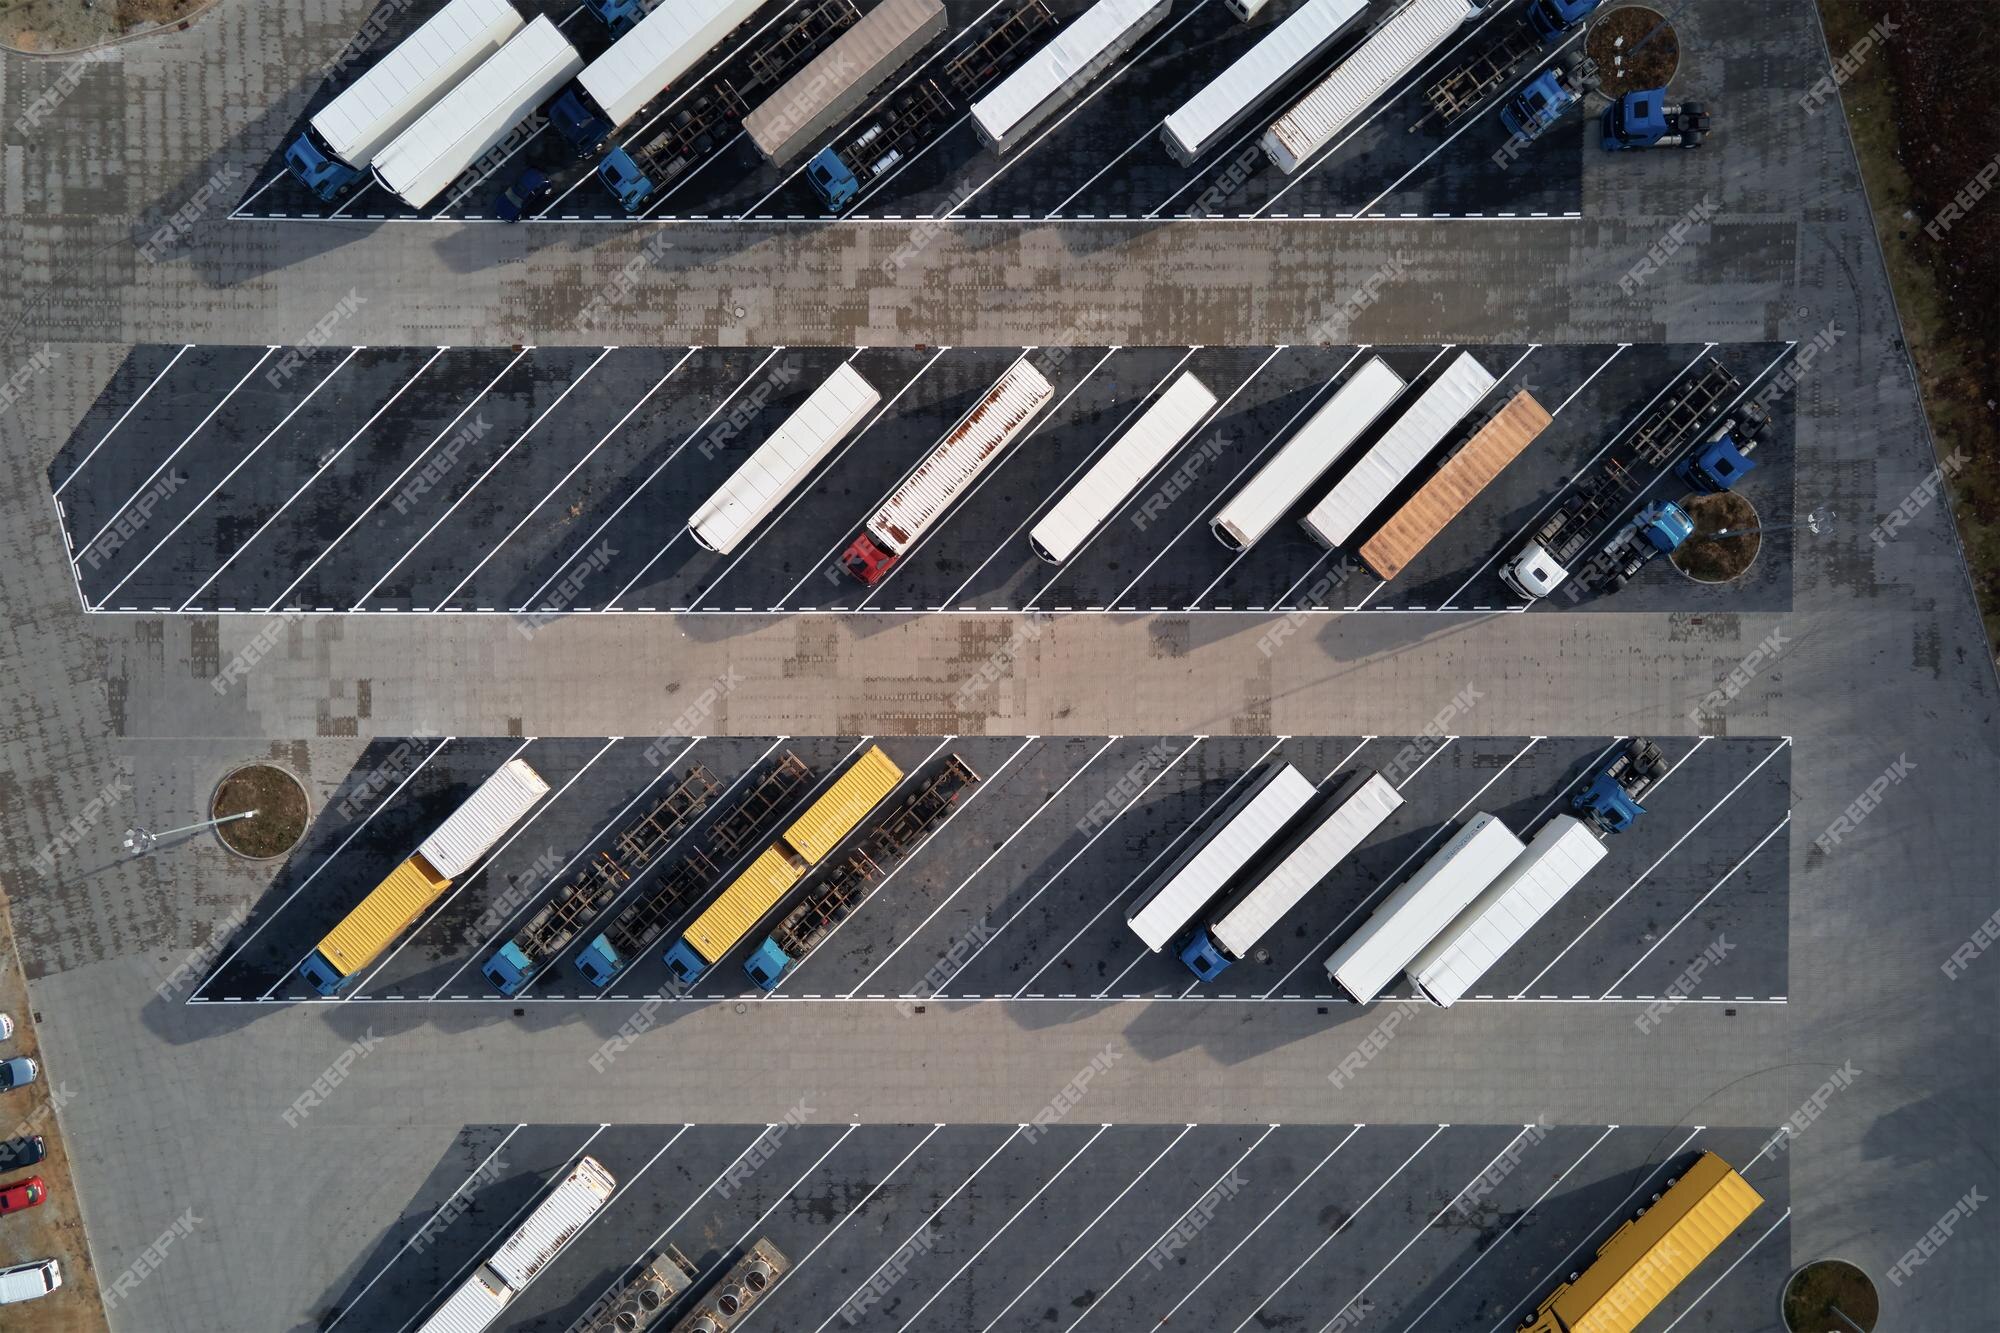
1324, 810, 1525, 1002
743, 0, 949, 166
1029, 370, 1217, 563
841, 360, 1055, 583
1520, 1151, 1762, 1333
663, 745, 904, 983
371, 16, 583, 209
482, 765, 721, 995
574, 752, 814, 986
1126, 764, 1319, 953
687, 364, 882, 554
1408, 0, 1597, 134
416, 1156, 617, 1333
1299, 350, 1496, 549
285, 0, 525, 199
805, 0, 1054, 209
301, 758, 550, 995
549, 0, 766, 154
1181, 770, 1403, 981
1358, 390, 1550, 580
1572, 737, 1667, 834
1161, 0, 1367, 166
596, 0, 861, 209
1262, 0, 1478, 174
1210, 356, 1405, 550
970, 0, 1168, 155
1405, 814, 1605, 1006
584, 0, 649, 38
746, 754, 979, 988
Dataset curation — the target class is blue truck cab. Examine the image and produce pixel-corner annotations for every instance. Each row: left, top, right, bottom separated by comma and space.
807, 148, 862, 211
575, 934, 623, 987
285, 129, 366, 200
1573, 771, 1645, 832
1675, 408, 1770, 494
548, 84, 617, 156
1638, 500, 1695, 553
599, 147, 655, 211
298, 951, 348, 996
1523, 0, 1600, 42
1500, 67, 1580, 142
1178, 929, 1233, 982
482, 942, 534, 995
1602, 89, 1711, 150
745, 939, 792, 990
587, 0, 650, 36
663, 938, 710, 984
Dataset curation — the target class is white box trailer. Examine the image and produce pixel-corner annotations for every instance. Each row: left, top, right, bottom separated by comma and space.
1162, 0, 1367, 166
845, 360, 1055, 580
1227, 0, 1271, 20
417, 757, 551, 879
1182, 770, 1403, 980
1210, 355, 1404, 550
308, 0, 526, 173
1325, 810, 1524, 1002
1262, 0, 1477, 173
1127, 764, 1318, 951
1407, 815, 1606, 1006
1029, 370, 1217, 563
688, 364, 882, 554
416, 1266, 511, 1333
744, 0, 948, 165
573, 0, 765, 132
371, 16, 583, 207
487, 1156, 617, 1289
971, 0, 1170, 154
1300, 350, 1496, 548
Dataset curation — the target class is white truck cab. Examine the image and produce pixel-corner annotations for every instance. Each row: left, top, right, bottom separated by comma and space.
1499, 542, 1569, 600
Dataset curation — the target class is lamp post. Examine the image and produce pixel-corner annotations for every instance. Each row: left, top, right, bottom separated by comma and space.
123, 810, 257, 857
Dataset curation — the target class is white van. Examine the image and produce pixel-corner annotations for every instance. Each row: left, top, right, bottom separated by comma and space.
0, 1258, 63, 1304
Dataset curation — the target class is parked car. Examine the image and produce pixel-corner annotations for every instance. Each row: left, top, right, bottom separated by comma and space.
495, 167, 554, 222
0, 1177, 43, 1214
0, 1258, 61, 1304
0, 1058, 36, 1092
0, 1137, 42, 1173
0, 1013, 12, 1041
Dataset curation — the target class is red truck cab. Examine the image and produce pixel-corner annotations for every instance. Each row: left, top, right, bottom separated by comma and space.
841, 534, 899, 584
0, 1177, 45, 1213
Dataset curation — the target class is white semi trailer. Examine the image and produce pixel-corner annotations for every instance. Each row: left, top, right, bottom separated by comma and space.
1127, 763, 1319, 952
1162, 0, 1367, 166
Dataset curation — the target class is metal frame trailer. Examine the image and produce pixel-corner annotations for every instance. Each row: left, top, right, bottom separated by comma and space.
944, 0, 1058, 100
483, 765, 721, 994
1627, 358, 1741, 467
598, 0, 863, 209
1408, 17, 1540, 132
707, 752, 817, 858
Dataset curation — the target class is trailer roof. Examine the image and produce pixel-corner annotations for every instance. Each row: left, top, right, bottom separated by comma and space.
783, 744, 904, 863
744, 0, 945, 162
1163, 0, 1366, 160
1212, 770, 1402, 959
1030, 370, 1216, 563
971, 0, 1164, 143
868, 360, 1054, 549
311, 0, 525, 167
579, 0, 766, 130
689, 363, 881, 554
1128, 764, 1318, 951
1359, 390, 1550, 580
1264, 0, 1475, 171
486, 1156, 617, 1290
418, 757, 551, 878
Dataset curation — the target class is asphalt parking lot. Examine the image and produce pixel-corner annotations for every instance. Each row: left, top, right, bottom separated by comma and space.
186, 732, 1791, 1007
50, 339, 1795, 615
323, 1120, 1791, 1333
232, 0, 1588, 223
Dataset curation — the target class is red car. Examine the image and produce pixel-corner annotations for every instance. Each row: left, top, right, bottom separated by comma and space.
0, 1177, 44, 1214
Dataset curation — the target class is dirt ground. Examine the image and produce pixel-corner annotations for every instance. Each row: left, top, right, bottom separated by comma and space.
0, 894, 107, 1332
1674, 491, 1761, 582
1, 0, 209, 54
1588, 5, 1680, 97
211, 764, 310, 859
1819, 0, 2000, 661
1783, 1258, 1881, 1331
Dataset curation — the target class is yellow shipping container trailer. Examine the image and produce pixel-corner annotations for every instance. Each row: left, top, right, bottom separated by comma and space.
677, 845, 806, 968
303, 855, 452, 992
1523, 1152, 1763, 1333
781, 744, 904, 864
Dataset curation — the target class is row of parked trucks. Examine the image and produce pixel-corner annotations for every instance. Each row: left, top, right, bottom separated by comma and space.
288, 0, 1687, 215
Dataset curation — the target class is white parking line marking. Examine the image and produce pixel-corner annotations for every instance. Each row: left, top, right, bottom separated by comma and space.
1598, 813, 1789, 998
1513, 739, 1790, 998
73, 348, 277, 564
896, 1125, 1112, 1332
262, 348, 531, 610
353, 347, 614, 607
94, 348, 361, 606
1655, 1208, 1790, 1332
1262, 736, 1536, 998
1227, 1125, 1446, 1333
322, 1123, 526, 1333
53, 345, 191, 496
177, 348, 449, 611
391, 1124, 609, 1333
190, 738, 453, 1000
1547, 344, 1629, 418
843, 736, 1121, 997
810, 1125, 1025, 1333
1480, 1120, 1696, 1328
976, 1124, 1194, 1333
437, 348, 696, 609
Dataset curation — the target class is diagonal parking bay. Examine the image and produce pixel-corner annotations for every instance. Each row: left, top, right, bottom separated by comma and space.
186, 734, 1790, 1009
